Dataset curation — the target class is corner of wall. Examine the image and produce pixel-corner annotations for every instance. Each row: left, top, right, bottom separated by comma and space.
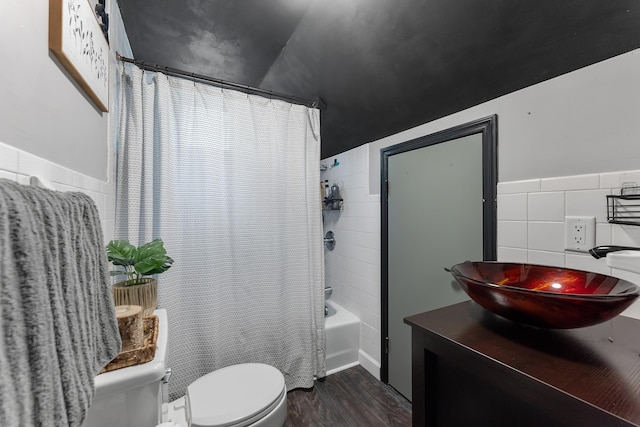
358, 350, 380, 380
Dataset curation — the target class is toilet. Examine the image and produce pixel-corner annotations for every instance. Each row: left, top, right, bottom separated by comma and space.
173, 363, 287, 427
83, 309, 287, 427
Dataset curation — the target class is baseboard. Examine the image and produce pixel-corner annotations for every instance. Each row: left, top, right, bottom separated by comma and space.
326, 361, 360, 376
358, 349, 380, 380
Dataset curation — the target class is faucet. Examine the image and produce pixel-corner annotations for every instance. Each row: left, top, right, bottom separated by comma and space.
588, 245, 640, 259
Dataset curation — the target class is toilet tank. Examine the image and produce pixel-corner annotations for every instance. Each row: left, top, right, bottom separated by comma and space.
83, 309, 169, 427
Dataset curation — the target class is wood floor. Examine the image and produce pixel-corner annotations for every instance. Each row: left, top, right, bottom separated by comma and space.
285, 366, 412, 427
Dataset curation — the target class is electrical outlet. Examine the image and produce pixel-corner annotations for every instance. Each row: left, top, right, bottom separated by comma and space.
564, 216, 595, 252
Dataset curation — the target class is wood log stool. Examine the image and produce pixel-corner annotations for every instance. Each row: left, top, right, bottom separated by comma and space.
115, 305, 144, 351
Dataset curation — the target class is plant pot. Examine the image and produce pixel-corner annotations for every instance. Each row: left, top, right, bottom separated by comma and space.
112, 278, 158, 318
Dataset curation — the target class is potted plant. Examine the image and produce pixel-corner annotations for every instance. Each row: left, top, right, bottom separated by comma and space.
106, 239, 174, 317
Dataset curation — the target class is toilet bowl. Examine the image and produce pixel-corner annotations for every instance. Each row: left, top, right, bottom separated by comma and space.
182, 363, 287, 427
84, 310, 287, 427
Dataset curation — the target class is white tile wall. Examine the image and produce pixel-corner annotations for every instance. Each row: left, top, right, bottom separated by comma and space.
497, 179, 540, 194
497, 193, 528, 220
527, 222, 565, 252
497, 221, 527, 248
528, 192, 564, 221
0, 141, 116, 242
498, 169, 640, 319
540, 173, 600, 191
527, 250, 565, 267
565, 189, 611, 221
321, 144, 382, 379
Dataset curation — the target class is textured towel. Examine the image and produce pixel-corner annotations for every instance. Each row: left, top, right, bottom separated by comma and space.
0, 179, 121, 426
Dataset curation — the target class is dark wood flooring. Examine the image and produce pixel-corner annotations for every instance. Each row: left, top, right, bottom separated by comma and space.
285, 366, 412, 427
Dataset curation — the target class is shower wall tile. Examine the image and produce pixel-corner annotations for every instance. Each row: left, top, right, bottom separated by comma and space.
341, 257, 379, 282
341, 229, 380, 250
362, 309, 381, 331
341, 243, 379, 265
322, 145, 382, 379
348, 201, 380, 218
353, 145, 365, 175
361, 321, 379, 345
344, 269, 378, 297
360, 322, 381, 364
359, 335, 379, 365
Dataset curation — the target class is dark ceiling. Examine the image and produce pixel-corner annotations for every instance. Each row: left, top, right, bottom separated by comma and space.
117, 0, 640, 159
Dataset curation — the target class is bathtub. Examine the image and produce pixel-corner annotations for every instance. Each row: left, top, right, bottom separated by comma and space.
325, 299, 360, 376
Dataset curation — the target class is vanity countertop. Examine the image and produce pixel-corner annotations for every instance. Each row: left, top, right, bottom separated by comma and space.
405, 301, 640, 427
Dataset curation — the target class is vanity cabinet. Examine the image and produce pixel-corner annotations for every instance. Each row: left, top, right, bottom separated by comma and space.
404, 301, 640, 427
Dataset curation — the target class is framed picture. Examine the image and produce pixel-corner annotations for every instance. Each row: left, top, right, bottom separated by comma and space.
49, 0, 109, 112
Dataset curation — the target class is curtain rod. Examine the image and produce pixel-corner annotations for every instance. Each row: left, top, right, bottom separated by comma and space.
116, 53, 325, 110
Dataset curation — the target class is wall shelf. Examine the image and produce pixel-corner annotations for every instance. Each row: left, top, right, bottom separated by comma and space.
323, 197, 343, 211
607, 186, 640, 226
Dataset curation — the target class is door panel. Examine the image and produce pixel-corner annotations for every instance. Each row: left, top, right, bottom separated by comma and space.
387, 133, 484, 401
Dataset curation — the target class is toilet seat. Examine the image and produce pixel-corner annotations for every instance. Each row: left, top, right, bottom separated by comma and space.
187, 363, 286, 427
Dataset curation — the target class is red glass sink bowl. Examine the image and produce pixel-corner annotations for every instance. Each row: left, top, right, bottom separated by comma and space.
449, 261, 639, 329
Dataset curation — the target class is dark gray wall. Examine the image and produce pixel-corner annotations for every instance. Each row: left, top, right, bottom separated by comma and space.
118, 0, 640, 159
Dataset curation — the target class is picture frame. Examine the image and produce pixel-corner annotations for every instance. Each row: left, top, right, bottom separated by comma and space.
49, 0, 109, 112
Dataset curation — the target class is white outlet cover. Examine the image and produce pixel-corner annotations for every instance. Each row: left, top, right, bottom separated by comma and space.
564, 216, 596, 252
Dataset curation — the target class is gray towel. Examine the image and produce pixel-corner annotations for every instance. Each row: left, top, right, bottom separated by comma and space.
0, 179, 121, 426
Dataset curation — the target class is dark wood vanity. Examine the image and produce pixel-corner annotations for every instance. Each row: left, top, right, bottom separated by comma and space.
404, 301, 640, 427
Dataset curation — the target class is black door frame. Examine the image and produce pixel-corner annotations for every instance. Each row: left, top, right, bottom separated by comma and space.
380, 115, 498, 383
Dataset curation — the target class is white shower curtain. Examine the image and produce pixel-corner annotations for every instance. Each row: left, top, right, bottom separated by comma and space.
115, 63, 325, 399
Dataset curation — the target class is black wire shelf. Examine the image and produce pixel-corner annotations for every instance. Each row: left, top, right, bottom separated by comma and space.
607, 186, 640, 226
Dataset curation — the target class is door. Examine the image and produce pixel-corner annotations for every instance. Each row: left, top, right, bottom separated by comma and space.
382, 116, 497, 401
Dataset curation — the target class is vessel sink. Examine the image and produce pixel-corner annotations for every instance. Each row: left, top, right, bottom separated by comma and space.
448, 261, 639, 328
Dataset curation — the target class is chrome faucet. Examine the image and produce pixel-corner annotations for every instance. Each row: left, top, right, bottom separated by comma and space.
588, 245, 640, 259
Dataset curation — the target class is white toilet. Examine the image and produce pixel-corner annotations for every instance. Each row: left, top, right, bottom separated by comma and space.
83, 309, 287, 427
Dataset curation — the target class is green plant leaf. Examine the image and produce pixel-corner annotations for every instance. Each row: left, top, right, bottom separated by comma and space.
134, 239, 171, 275
145, 256, 174, 275
106, 240, 136, 266
106, 238, 173, 280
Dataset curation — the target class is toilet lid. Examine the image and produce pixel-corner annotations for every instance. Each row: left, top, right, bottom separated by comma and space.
187, 363, 285, 427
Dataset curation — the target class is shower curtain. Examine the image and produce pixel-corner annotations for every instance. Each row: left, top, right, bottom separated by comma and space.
115, 63, 325, 399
